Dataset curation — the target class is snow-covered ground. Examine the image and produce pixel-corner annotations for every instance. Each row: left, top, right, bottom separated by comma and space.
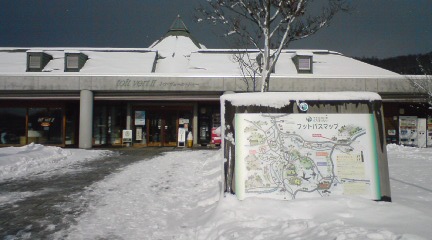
0, 143, 111, 181
1, 144, 431, 239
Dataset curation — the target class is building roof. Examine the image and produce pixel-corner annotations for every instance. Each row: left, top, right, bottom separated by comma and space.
0, 47, 400, 77
150, 15, 204, 50
0, 17, 399, 77
169, 14, 190, 32
0, 48, 157, 74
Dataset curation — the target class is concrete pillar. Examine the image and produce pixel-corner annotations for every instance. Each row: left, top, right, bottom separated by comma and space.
193, 103, 198, 145
79, 90, 93, 149
126, 103, 132, 147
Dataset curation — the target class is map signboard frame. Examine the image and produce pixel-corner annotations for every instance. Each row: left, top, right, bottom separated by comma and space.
235, 113, 381, 201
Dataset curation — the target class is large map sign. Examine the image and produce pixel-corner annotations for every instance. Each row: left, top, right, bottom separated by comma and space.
235, 113, 381, 201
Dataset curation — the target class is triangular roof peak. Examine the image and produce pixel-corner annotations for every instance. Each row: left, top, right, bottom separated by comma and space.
169, 15, 189, 33
149, 15, 204, 50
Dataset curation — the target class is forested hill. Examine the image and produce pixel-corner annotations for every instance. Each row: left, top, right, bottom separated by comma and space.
356, 52, 432, 75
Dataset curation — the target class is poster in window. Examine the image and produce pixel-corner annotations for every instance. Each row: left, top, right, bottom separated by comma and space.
135, 111, 146, 126
136, 127, 142, 141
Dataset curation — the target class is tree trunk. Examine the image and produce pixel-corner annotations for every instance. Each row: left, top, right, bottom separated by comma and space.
260, 71, 270, 92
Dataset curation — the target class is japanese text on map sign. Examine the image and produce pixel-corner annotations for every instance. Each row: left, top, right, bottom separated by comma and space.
235, 113, 381, 201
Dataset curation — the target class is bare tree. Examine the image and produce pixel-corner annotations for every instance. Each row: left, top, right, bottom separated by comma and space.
407, 56, 432, 106
231, 50, 260, 91
197, 0, 349, 92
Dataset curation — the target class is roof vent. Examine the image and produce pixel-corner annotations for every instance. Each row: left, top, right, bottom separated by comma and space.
65, 52, 88, 72
293, 51, 313, 74
26, 51, 53, 72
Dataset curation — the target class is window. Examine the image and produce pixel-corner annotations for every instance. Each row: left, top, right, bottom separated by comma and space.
0, 108, 26, 145
293, 53, 313, 74
29, 55, 41, 68
27, 51, 52, 72
64, 52, 88, 72
28, 108, 63, 145
93, 104, 125, 146
0, 107, 66, 146
66, 55, 79, 69
298, 58, 311, 71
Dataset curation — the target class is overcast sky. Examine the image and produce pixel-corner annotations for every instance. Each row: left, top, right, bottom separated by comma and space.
0, 0, 431, 58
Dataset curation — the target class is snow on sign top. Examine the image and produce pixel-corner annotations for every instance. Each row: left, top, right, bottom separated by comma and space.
221, 92, 382, 108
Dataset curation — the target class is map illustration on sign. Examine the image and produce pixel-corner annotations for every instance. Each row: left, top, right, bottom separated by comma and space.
235, 113, 381, 201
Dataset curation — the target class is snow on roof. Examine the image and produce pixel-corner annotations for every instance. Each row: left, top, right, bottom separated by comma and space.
26, 49, 44, 53
221, 92, 382, 108
197, 49, 261, 53
294, 50, 314, 56
0, 48, 157, 74
188, 51, 243, 74
150, 35, 202, 73
0, 14, 399, 77
79, 51, 156, 74
0, 51, 27, 72
42, 51, 64, 72
0, 46, 398, 77
186, 50, 399, 77
64, 50, 81, 54
275, 52, 399, 77
149, 16, 206, 74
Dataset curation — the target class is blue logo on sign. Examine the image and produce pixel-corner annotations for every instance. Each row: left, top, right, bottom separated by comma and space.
299, 102, 309, 112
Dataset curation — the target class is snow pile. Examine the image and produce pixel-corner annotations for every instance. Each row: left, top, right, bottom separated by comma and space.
54, 145, 432, 240
0, 143, 110, 180
221, 91, 382, 109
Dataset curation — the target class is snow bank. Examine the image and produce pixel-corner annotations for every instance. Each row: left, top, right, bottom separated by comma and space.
221, 91, 382, 108
0, 143, 110, 181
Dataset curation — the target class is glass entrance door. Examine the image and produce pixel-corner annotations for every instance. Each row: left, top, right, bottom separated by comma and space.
134, 106, 193, 147
147, 111, 178, 147
148, 112, 163, 146
163, 113, 177, 146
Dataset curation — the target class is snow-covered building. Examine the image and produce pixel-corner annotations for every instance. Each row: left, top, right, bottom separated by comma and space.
0, 16, 428, 148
